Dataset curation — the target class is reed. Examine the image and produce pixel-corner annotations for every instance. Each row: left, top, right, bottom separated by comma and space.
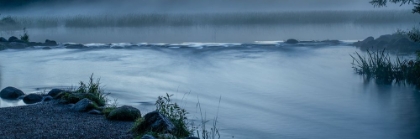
351, 49, 420, 87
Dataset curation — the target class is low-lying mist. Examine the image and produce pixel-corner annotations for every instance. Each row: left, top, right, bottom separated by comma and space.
1, 10, 419, 30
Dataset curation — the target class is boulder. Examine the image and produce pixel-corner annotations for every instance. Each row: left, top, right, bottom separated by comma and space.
285, 39, 299, 44
42, 46, 51, 50
321, 39, 340, 45
65, 44, 87, 49
0, 37, 7, 42
72, 98, 97, 112
27, 42, 43, 46
8, 36, 19, 42
0, 86, 25, 99
7, 42, 28, 49
135, 111, 175, 134
44, 39, 58, 46
141, 135, 156, 139
88, 109, 102, 115
107, 105, 141, 121
23, 94, 43, 104
48, 89, 64, 97
43, 96, 53, 101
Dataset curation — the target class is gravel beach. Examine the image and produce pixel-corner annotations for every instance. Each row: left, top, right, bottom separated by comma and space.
0, 101, 134, 139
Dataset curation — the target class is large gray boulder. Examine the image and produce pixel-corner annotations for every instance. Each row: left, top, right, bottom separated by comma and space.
0, 86, 25, 99
0, 37, 6, 42
107, 105, 141, 121
72, 98, 97, 112
135, 111, 175, 134
8, 36, 19, 42
23, 94, 43, 104
48, 89, 64, 97
285, 39, 299, 44
44, 39, 57, 46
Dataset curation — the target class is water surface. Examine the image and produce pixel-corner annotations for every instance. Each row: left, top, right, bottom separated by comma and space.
0, 43, 418, 139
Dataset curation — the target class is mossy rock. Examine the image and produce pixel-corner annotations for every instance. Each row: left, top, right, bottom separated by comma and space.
72, 98, 99, 112
106, 105, 141, 121
61, 92, 105, 106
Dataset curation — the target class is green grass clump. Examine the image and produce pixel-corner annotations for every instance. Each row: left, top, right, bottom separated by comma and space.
61, 74, 109, 106
351, 49, 420, 87
132, 93, 192, 138
155, 93, 191, 138
132, 93, 222, 139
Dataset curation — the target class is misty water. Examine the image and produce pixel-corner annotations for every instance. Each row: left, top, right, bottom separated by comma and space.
0, 41, 419, 138
1, 1, 420, 138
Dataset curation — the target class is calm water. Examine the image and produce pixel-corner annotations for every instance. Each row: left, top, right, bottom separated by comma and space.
0, 42, 418, 139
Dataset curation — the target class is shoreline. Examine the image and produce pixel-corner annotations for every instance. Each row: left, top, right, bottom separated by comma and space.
0, 100, 133, 139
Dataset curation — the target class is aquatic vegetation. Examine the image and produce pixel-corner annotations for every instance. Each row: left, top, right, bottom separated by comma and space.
132, 93, 221, 139
351, 49, 420, 87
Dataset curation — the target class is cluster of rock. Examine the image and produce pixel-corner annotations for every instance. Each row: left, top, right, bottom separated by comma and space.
284, 38, 341, 45
353, 34, 420, 52
0, 86, 52, 104
0, 86, 200, 139
0, 36, 58, 50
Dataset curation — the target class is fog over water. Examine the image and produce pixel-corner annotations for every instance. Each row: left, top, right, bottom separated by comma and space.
1, 0, 420, 139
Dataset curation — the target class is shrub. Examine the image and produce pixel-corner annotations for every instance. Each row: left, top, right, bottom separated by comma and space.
61, 74, 108, 106
20, 28, 29, 42
351, 49, 420, 88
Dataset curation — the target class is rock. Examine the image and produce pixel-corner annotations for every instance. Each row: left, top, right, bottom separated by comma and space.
72, 98, 97, 112
27, 42, 43, 46
135, 111, 175, 134
285, 39, 299, 44
42, 46, 51, 50
43, 96, 53, 101
107, 105, 141, 121
7, 42, 28, 49
65, 44, 87, 49
23, 94, 43, 104
321, 40, 340, 45
44, 39, 57, 46
141, 135, 156, 139
48, 89, 64, 97
88, 109, 102, 115
0, 37, 7, 42
8, 36, 19, 42
0, 86, 25, 99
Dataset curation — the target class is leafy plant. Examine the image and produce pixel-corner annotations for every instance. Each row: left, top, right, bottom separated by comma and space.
156, 93, 191, 138
61, 74, 109, 106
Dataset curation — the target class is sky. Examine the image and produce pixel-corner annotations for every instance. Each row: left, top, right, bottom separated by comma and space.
0, 0, 415, 16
